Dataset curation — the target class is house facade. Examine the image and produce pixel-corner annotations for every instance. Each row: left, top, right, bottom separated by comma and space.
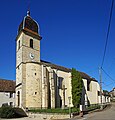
102, 90, 110, 103
110, 88, 115, 101
0, 79, 15, 107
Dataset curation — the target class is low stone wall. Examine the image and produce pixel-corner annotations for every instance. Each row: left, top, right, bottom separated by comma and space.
28, 112, 70, 120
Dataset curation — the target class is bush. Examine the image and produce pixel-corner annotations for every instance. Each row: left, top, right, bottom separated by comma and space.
0, 106, 27, 118
0, 106, 15, 118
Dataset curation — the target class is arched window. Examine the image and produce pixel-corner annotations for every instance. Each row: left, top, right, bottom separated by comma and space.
30, 39, 33, 48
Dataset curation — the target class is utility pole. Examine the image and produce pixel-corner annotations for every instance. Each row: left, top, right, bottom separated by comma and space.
99, 67, 103, 109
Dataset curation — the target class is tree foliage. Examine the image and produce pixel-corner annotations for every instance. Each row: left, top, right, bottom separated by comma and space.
71, 68, 83, 108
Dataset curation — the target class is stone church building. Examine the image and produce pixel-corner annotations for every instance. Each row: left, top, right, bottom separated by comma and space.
16, 11, 72, 109
16, 11, 102, 110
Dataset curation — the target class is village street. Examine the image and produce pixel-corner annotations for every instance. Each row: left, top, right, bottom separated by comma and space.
72, 102, 115, 120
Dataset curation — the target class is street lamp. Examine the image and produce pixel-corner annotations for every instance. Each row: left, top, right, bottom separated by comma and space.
68, 96, 71, 118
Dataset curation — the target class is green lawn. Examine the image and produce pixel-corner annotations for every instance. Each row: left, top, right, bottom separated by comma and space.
29, 107, 79, 114
28, 104, 101, 114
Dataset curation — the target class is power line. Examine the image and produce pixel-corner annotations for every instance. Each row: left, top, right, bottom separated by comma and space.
102, 77, 115, 87
101, 67, 115, 83
103, 82, 115, 87
101, 0, 114, 67
99, 0, 114, 94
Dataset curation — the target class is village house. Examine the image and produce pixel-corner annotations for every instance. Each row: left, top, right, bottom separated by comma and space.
110, 88, 115, 101
0, 79, 15, 107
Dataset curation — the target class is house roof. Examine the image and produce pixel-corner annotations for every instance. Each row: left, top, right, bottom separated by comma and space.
0, 79, 15, 92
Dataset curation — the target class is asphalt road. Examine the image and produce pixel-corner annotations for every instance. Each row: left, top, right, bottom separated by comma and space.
72, 102, 115, 120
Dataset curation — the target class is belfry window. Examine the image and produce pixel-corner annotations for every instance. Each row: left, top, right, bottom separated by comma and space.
30, 39, 33, 48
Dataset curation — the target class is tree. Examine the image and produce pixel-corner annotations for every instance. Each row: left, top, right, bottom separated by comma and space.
71, 68, 83, 108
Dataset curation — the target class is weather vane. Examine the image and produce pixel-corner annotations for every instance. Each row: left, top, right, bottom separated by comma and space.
27, 0, 31, 16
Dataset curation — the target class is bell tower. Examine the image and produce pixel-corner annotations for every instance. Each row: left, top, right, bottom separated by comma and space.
16, 11, 41, 64
16, 11, 42, 109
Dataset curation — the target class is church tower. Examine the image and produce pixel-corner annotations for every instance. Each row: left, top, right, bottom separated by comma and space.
16, 11, 42, 109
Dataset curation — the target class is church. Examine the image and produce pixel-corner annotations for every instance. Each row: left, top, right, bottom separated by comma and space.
15, 11, 102, 110
16, 11, 72, 109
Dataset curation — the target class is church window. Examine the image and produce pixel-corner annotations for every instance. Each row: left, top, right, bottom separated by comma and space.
30, 39, 33, 48
35, 73, 36, 75
87, 80, 91, 91
17, 91, 20, 107
18, 40, 20, 50
58, 77, 63, 89
35, 92, 37, 95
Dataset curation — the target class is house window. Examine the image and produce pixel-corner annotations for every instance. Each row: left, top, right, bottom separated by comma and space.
18, 40, 20, 50
30, 39, 33, 48
9, 92, 13, 98
10, 102, 13, 106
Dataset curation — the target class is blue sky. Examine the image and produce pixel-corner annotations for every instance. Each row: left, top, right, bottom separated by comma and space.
0, 0, 115, 91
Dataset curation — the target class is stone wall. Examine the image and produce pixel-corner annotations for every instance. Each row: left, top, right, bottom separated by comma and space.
26, 63, 42, 108
28, 112, 70, 120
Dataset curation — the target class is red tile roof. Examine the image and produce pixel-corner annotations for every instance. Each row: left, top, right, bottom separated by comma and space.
0, 79, 15, 92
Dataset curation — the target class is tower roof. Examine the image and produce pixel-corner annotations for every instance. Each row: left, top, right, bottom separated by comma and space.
18, 11, 39, 35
